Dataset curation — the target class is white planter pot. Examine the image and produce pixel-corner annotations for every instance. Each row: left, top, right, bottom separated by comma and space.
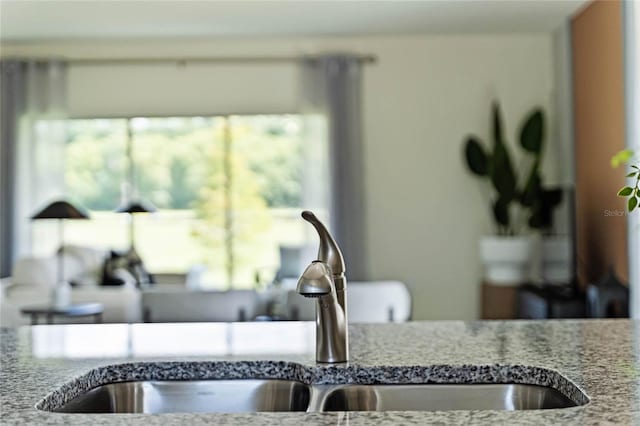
541, 236, 572, 284
480, 236, 536, 285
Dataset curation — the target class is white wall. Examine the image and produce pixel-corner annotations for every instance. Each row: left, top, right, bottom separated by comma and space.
1, 35, 555, 319
623, 0, 640, 318
359, 36, 553, 320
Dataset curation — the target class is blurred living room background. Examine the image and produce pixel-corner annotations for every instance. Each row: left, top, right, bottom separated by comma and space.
1, 0, 638, 326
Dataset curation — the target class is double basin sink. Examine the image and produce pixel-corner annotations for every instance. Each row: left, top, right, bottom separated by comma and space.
54, 379, 581, 414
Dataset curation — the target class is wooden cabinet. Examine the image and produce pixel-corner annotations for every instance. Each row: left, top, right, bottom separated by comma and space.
481, 282, 518, 320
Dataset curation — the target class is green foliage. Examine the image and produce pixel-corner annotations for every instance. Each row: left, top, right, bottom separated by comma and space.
464, 137, 488, 176
528, 187, 563, 231
492, 198, 510, 227
613, 149, 639, 213
65, 120, 128, 210
231, 116, 303, 207
611, 149, 634, 168
192, 127, 272, 286
488, 103, 518, 204
463, 102, 560, 235
130, 118, 213, 210
519, 110, 544, 153
169, 157, 198, 209
66, 116, 303, 212
618, 187, 634, 196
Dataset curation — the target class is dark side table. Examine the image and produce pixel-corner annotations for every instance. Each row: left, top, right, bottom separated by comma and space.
20, 303, 104, 325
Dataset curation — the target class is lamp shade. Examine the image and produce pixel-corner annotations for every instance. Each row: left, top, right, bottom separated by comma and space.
115, 200, 157, 214
31, 200, 90, 220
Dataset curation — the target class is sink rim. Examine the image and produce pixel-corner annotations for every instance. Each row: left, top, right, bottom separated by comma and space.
36, 361, 590, 412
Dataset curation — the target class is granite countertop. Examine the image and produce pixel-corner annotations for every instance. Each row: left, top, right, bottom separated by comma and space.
1, 320, 639, 425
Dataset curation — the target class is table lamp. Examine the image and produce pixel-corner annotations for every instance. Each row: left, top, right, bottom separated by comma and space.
31, 200, 90, 307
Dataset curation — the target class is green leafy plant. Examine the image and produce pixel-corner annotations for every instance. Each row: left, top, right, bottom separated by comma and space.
527, 187, 564, 235
614, 149, 639, 212
464, 102, 560, 235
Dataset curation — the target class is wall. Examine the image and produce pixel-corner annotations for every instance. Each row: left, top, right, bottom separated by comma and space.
357, 36, 554, 320
623, 0, 640, 317
572, 0, 629, 287
1, 34, 555, 319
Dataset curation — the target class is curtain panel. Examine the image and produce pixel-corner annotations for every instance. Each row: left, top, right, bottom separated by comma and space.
298, 54, 368, 280
0, 59, 68, 277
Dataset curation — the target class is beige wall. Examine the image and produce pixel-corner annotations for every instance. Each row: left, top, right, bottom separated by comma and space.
2, 34, 556, 319
572, 0, 628, 287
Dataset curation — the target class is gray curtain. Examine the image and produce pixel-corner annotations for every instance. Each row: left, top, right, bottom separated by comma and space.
0, 59, 67, 277
299, 54, 368, 280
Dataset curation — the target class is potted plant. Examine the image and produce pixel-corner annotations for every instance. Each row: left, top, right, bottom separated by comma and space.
516, 134, 569, 284
529, 186, 570, 283
463, 102, 547, 285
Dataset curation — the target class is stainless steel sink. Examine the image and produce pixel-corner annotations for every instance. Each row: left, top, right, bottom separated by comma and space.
54, 380, 580, 413
317, 383, 578, 411
55, 380, 311, 414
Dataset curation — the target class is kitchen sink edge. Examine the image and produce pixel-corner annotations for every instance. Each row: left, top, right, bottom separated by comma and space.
36, 360, 590, 412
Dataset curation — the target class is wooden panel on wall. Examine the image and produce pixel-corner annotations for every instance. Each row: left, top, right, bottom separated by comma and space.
481, 282, 518, 320
572, 0, 628, 287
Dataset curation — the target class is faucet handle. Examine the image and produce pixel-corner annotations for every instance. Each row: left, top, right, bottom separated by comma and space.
301, 211, 345, 276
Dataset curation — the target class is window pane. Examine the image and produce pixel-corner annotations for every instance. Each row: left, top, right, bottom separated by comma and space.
130, 117, 222, 275
227, 115, 305, 287
46, 115, 314, 290
33, 119, 128, 256
65, 119, 128, 211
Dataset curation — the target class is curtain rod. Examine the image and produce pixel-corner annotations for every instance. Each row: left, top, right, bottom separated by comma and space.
66, 55, 377, 66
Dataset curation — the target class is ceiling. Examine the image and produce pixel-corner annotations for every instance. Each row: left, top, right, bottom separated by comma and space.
0, 0, 589, 41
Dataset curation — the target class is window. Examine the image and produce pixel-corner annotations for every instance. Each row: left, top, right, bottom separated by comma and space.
33, 115, 314, 289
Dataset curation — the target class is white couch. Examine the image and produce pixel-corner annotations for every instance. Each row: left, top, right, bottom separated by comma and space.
0, 246, 142, 326
141, 289, 260, 322
284, 280, 412, 323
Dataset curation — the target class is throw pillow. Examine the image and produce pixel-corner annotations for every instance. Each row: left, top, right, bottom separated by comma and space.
60, 245, 108, 286
101, 249, 156, 287
101, 251, 129, 286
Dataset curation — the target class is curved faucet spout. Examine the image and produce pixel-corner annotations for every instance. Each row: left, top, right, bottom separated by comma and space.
301, 211, 345, 276
298, 211, 348, 363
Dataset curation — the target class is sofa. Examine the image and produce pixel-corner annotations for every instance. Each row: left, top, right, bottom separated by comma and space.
284, 281, 412, 323
0, 245, 142, 326
141, 289, 261, 322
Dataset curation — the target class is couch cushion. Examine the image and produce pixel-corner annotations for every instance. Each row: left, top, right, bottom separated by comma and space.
12, 257, 57, 288
12, 252, 102, 288
5, 283, 51, 306
62, 245, 109, 287
71, 285, 141, 323
142, 289, 258, 322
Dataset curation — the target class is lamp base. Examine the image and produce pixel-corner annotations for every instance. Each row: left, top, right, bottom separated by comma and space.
50, 282, 72, 309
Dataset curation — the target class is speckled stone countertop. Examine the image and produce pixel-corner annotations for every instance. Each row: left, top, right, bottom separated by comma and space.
1, 320, 639, 425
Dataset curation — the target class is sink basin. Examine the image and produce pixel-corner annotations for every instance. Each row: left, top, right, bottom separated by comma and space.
319, 384, 578, 411
52, 380, 583, 413
55, 380, 310, 414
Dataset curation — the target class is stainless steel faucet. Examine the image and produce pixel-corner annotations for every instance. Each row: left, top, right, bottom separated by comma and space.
297, 210, 348, 363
